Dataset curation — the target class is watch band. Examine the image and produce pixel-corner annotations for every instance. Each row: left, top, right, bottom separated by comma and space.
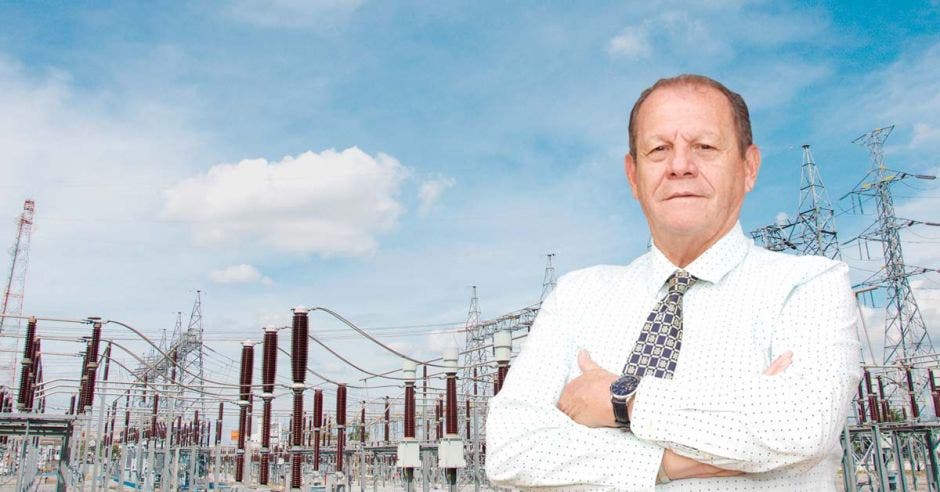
611, 397, 630, 428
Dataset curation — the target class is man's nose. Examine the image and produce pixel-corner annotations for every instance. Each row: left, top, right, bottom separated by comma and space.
667, 146, 699, 177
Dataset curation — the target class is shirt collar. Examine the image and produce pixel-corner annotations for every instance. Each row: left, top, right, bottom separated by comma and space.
645, 222, 751, 295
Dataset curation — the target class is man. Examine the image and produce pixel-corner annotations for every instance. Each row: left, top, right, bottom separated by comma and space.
485, 74, 861, 490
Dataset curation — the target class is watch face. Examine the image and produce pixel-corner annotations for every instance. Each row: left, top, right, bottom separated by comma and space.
610, 374, 640, 398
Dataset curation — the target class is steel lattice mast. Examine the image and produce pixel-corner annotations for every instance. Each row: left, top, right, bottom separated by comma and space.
0, 199, 35, 334
0, 199, 35, 387
792, 145, 842, 260
844, 125, 936, 364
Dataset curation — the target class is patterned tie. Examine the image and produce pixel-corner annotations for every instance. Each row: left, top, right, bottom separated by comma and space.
623, 270, 697, 379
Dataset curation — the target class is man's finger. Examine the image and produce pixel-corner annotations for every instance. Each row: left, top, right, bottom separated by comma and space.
578, 350, 600, 372
764, 351, 793, 376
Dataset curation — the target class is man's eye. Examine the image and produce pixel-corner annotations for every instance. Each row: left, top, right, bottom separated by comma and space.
696, 144, 716, 151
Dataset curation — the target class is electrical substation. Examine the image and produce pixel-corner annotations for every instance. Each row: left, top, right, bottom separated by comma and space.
0, 125, 937, 491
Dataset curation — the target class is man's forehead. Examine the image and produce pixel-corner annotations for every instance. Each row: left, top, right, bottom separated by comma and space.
635, 85, 735, 132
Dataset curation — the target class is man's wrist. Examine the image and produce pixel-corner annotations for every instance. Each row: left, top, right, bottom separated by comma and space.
656, 460, 671, 484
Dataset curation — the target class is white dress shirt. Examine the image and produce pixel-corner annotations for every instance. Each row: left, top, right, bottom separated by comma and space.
485, 223, 862, 491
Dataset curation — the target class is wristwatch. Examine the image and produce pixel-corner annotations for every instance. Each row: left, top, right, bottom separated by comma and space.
610, 374, 640, 428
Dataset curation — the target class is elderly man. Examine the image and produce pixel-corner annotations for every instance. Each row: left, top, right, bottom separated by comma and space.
485, 74, 861, 490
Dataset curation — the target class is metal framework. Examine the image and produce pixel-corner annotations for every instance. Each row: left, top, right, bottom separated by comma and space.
843, 126, 935, 364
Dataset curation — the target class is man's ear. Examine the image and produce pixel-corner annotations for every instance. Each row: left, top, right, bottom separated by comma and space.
744, 144, 761, 192
625, 153, 639, 199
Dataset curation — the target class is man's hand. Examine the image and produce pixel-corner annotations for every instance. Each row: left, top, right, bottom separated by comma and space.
557, 350, 618, 427
661, 450, 744, 480
764, 351, 793, 376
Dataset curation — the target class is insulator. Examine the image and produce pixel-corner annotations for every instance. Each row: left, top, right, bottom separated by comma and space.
313, 389, 323, 471
84, 322, 103, 409
446, 375, 457, 435
360, 403, 366, 444
905, 367, 919, 420
313, 390, 323, 428
384, 396, 390, 443
262, 401, 272, 447
404, 383, 415, 438
16, 318, 37, 410
260, 452, 270, 484
68, 395, 76, 415
239, 343, 255, 401
291, 307, 309, 383
262, 327, 278, 392
336, 384, 347, 473
101, 342, 112, 381
151, 394, 160, 436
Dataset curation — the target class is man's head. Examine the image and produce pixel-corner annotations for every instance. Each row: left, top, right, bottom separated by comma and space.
624, 74, 760, 258
628, 74, 753, 161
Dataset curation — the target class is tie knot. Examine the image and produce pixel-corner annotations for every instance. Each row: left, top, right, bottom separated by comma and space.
667, 270, 696, 295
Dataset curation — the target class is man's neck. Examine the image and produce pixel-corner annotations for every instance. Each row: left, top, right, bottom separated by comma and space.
651, 222, 737, 268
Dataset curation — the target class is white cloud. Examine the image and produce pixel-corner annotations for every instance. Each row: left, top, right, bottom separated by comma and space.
225, 0, 363, 29
417, 176, 455, 216
607, 28, 652, 59
209, 264, 272, 285
163, 147, 409, 256
851, 42, 940, 153
911, 123, 940, 149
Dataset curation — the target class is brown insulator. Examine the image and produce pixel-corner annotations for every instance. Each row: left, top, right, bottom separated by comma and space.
446, 375, 457, 435
360, 403, 366, 444
404, 383, 415, 438
384, 396, 390, 443
16, 317, 37, 410
291, 388, 305, 489
856, 382, 866, 423
291, 307, 309, 383
150, 394, 160, 437
313, 389, 323, 471
83, 321, 103, 409
905, 367, 920, 420
497, 364, 510, 394
236, 341, 254, 483
193, 410, 200, 444
262, 327, 278, 393
101, 342, 112, 381
877, 375, 889, 421
216, 402, 224, 445
336, 383, 347, 473
68, 395, 75, 415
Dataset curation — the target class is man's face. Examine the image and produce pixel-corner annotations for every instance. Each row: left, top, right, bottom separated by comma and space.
625, 85, 760, 242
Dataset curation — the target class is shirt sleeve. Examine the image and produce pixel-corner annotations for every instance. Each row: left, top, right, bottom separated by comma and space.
629, 261, 862, 473
486, 271, 665, 490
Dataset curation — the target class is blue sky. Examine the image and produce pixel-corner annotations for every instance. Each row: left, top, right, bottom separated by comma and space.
0, 1, 938, 434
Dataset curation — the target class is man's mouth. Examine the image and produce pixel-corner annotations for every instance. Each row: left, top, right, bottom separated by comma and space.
665, 193, 703, 200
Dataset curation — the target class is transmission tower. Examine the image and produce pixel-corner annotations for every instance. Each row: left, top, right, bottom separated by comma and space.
843, 125, 936, 364
0, 200, 35, 333
0, 199, 35, 387
540, 254, 557, 303
751, 145, 843, 261
791, 145, 842, 260
460, 286, 484, 399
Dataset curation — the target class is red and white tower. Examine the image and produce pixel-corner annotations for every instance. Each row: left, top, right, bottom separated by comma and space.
0, 199, 35, 386
0, 199, 35, 332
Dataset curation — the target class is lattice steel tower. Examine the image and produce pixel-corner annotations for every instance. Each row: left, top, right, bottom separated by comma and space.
0, 200, 35, 334
844, 125, 935, 363
791, 145, 842, 260
0, 199, 35, 386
